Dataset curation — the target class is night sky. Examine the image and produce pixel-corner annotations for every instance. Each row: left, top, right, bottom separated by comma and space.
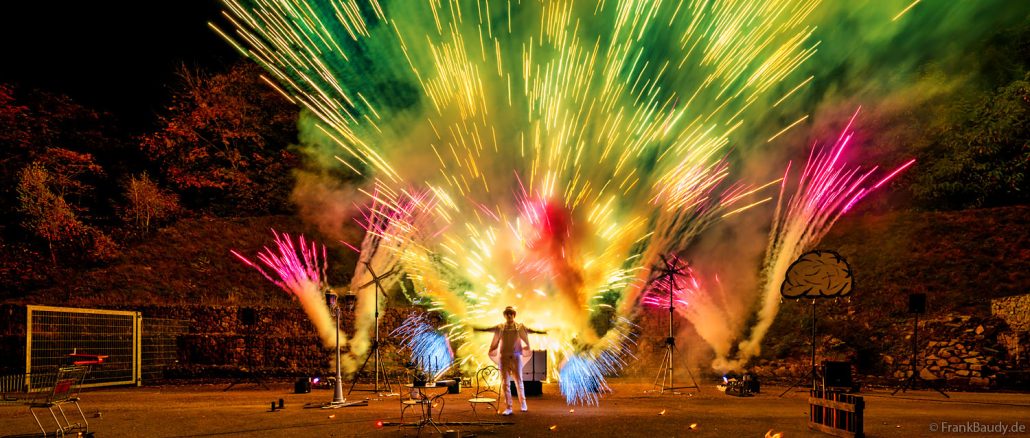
0, 2, 239, 130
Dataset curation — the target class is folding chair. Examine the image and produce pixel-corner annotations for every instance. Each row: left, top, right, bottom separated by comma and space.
467, 365, 499, 419
28, 366, 89, 437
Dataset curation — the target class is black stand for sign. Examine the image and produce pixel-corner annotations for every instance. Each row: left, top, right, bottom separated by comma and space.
780, 300, 820, 397
777, 250, 855, 397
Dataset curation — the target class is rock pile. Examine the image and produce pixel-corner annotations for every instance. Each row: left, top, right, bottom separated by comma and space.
888, 315, 1015, 389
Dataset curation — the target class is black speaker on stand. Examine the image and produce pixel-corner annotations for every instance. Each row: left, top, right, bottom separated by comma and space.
892, 293, 948, 398
908, 293, 926, 315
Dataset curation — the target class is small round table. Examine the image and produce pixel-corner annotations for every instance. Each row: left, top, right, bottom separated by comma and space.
404, 380, 454, 433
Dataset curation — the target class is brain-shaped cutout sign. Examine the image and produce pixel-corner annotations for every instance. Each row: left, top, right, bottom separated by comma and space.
780, 250, 853, 299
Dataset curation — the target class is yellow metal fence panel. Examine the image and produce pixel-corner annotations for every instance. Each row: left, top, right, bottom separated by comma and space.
26, 305, 140, 389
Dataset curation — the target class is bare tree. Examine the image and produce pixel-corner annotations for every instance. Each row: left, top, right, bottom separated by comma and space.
121, 173, 182, 236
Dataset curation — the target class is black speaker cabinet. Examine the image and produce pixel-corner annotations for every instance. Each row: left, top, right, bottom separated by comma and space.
823, 361, 853, 388
510, 380, 543, 396
446, 379, 461, 394
908, 293, 926, 314
294, 378, 311, 394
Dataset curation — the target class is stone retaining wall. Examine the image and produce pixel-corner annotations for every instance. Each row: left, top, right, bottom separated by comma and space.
0, 303, 427, 380
747, 313, 1028, 391
147, 304, 424, 378
2, 302, 1027, 390
886, 315, 1013, 388
992, 293, 1030, 332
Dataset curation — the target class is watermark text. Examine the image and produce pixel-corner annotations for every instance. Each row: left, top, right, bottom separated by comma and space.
929, 421, 1026, 435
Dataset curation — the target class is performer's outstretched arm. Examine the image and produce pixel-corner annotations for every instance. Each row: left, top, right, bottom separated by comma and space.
525, 326, 547, 335
489, 329, 501, 355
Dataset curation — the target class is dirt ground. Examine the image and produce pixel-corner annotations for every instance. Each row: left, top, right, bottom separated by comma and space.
2, 379, 1028, 437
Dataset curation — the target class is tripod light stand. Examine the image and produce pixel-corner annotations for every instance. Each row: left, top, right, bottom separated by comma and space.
347, 262, 397, 396
322, 290, 349, 408
651, 255, 700, 394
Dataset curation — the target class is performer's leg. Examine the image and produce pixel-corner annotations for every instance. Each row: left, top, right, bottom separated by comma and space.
514, 359, 527, 411
500, 358, 515, 411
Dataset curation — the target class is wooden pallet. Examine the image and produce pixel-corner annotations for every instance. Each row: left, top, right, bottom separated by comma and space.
808, 389, 863, 438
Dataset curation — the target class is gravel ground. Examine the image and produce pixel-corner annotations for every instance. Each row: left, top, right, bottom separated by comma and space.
1, 379, 1028, 437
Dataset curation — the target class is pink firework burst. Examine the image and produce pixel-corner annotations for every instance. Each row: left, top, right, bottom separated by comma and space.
641, 255, 700, 309
231, 230, 327, 295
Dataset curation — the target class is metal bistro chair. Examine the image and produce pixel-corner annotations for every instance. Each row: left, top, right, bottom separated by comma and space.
467, 365, 499, 419
400, 383, 432, 424
29, 366, 90, 437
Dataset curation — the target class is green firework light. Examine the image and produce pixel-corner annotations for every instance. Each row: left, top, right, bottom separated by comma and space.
213, 0, 1023, 404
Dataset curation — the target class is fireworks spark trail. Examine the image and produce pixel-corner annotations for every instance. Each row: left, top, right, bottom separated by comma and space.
393, 312, 454, 379
216, 0, 823, 402
557, 317, 636, 405
216, 0, 916, 403
640, 258, 699, 311
231, 230, 344, 347
892, 0, 922, 21
559, 354, 612, 406
641, 260, 743, 364
720, 108, 914, 371
343, 186, 439, 372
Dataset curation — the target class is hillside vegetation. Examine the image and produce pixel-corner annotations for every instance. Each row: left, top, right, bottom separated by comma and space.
12, 205, 1026, 322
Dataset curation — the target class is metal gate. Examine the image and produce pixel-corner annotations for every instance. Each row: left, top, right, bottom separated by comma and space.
141, 318, 188, 380
26, 305, 141, 389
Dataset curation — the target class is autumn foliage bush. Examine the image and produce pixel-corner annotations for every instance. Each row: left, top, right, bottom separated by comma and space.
140, 63, 298, 215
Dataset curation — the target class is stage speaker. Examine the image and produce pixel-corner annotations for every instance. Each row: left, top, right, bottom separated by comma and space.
823, 361, 853, 388
446, 379, 462, 394
908, 293, 926, 314
511, 380, 543, 396
294, 378, 311, 394
521, 350, 547, 381
239, 307, 257, 326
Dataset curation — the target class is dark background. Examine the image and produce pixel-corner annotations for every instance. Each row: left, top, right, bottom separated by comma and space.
0, 2, 237, 131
